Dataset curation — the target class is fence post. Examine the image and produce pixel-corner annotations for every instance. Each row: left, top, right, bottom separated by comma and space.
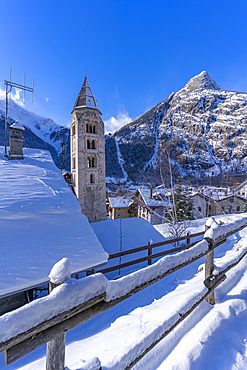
46, 258, 72, 370
205, 224, 215, 305
46, 281, 66, 370
148, 239, 153, 265
186, 231, 191, 246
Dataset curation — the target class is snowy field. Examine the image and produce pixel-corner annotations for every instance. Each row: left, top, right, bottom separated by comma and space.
0, 147, 108, 297
1, 214, 247, 369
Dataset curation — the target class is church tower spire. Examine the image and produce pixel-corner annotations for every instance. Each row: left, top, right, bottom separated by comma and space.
71, 77, 106, 222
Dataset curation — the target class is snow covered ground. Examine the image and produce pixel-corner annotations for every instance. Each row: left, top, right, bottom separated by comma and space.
1, 214, 247, 370
0, 147, 108, 297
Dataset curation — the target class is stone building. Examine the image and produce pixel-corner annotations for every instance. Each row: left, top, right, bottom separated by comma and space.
191, 187, 247, 218
71, 77, 107, 222
8, 121, 24, 160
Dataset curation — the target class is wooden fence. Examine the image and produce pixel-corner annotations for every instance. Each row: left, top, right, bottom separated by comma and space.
99, 230, 205, 274
1, 218, 247, 369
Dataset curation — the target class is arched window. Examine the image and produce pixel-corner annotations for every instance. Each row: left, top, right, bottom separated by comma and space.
87, 140, 90, 149
86, 124, 89, 133
93, 125, 96, 134
90, 173, 95, 183
90, 125, 93, 133
92, 140, 95, 149
92, 157, 96, 167
87, 157, 92, 167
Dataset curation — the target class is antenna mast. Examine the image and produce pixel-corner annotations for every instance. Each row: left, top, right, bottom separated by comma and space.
4, 68, 34, 156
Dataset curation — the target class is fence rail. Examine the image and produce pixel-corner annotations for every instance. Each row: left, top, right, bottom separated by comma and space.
1, 218, 247, 370
99, 230, 205, 274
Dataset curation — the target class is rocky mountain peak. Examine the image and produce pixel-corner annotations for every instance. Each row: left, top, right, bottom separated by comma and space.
182, 71, 221, 93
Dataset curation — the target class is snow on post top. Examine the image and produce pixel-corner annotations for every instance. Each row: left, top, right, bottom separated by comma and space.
10, 120, 25, 131
79, 357, 101, 370
48, 258, 72, 284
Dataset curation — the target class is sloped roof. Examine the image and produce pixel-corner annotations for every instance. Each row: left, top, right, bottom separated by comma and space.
108, 196, 133, 209
138, 188, 170, 208
0, 147, 108, 297
73, 76, 101, 113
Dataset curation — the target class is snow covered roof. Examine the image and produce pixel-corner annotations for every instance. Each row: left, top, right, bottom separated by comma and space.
138, 188, 170, 208
9, 121, 25, 130
0, 147, 108, 297
108, 196, 132, 209
73, 76, 101, 113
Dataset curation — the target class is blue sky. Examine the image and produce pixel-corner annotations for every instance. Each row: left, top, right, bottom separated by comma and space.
0, 0, 247, 132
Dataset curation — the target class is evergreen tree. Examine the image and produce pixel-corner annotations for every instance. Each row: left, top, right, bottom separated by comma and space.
173, 177, 194, 222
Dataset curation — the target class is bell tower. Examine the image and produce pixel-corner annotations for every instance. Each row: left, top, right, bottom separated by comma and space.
71, 77, 107, 222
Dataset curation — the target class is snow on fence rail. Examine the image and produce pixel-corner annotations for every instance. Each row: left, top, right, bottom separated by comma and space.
1, 217, 247, 369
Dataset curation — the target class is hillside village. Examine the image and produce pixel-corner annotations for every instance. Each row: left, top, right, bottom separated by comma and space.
1, 72, 247, 370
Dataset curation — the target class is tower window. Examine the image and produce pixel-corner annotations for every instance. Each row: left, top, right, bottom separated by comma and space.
86, 124, 89, 133
87, 140, 90, 149
92, 140, 96, 149
71, 125, 75, 136
93, 125, 96, 133
72, 157, 76, 169
90, 173, 95, 183
90, 125, 93, 133
92, 157, 96, 167
87, 157, 92, 167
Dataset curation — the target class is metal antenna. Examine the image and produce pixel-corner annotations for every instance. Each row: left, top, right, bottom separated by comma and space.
4, 68, 34, 157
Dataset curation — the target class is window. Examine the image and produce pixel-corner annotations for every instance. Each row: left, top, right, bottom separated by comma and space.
71, 125, 75, 136
72, 157, 76, 169
93, 125, 96, 133
92, 140, 96, 149
237, 206, 240, 212
90, 125, 93, 133
92, 157, 96, 167
87, 140, 90, 149
86, 124, 89, 133
90, 173, 95, 183
87, 157, 92, 167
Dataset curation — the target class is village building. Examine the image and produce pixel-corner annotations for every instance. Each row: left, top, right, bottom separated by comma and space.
71, 77, 107, 223
136, 188, 170, 225
234, 180, 247, 198
192, 187, 247, 218
108, 196, 134, 220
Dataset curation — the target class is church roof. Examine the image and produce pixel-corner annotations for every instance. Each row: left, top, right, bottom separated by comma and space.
73, 77, 101, 113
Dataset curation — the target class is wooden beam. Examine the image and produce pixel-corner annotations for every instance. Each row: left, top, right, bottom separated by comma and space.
99, 241, 202, 274
2, 293, 106, 364
108, 231, 205, 259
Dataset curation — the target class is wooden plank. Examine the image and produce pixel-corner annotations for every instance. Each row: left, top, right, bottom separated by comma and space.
99, 241, 201, 274
108, 231, 205, 259
204, 274, 226, 289
1, 293, 106, 356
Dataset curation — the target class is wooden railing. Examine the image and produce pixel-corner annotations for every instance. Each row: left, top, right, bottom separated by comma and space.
99, 231, 205, 274
1, 217, 247, 369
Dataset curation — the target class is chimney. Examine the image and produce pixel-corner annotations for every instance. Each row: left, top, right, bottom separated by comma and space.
8, 121, 25, 160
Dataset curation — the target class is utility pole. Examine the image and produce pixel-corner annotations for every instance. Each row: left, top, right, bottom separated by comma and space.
4, 67, 34, 157
60, 132, 66, 171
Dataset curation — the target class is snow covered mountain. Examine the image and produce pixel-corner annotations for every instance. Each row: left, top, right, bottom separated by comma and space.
106, 71, 247, 183
0, 99, 70, 170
